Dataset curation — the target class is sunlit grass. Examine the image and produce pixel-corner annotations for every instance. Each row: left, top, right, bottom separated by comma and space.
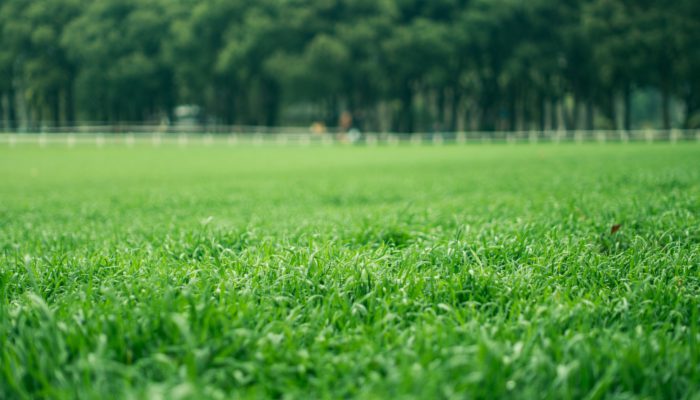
1, 143, 699, 399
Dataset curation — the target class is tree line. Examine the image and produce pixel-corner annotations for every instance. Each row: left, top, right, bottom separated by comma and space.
1, 0, 699, 133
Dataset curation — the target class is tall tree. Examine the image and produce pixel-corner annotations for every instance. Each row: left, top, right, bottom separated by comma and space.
0, 0, 80, 128
63, 0, 173, 123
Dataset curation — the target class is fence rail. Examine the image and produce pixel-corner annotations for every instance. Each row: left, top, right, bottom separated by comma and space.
1, 129, 699, 147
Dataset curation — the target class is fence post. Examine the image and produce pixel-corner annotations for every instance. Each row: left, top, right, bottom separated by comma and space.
366, 133, 378, 146
596, 131, 606, 144
670, 129, 679, 144
410, 133, 421, 145
178, 133, 188, 147
322, 134, 333, 146
277, 134, 288, 146
456, 132, 466, 144
529, 131, 538, 144
388, 134, 399, 146
253, 133, 264, 146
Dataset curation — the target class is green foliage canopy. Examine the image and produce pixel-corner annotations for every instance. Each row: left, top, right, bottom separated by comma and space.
0, 0, 699, 131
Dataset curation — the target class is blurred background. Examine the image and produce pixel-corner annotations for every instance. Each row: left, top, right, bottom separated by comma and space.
0, 0, 699, 134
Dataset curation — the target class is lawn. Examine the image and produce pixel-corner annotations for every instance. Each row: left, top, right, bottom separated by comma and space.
1, 143, 699, 399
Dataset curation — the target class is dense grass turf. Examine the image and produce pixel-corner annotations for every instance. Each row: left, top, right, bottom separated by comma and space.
1, 143, 699, 399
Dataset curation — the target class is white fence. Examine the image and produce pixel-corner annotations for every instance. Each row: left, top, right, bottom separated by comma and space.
1, 129, 699, 148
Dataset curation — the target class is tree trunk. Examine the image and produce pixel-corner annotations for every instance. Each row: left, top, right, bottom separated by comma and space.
477, 77, 499, 131
683, 92, 697, 129
479, 91, 497, 132
263, 79, 279, 127
607, 90, 617, 130
480, 105, 496, 131
224, 89, 235, 125
53, 91, 61, 128
399, 86, 414, 133
0, 91, 4, 130
661, 85, 671, 130
327, 96, 338, 128
35, 103, 42, 131
538, 94, 546, 132
508, 87, 517, 132
449, 89, 460, 132
436, 87, 445, 129
623, 83, 632, 132
8, 88, 17, 130
65, 84, 75, 126
521, 92, 531, 131
563, 97, 572, 131
235, 88, 248, 126
550, 97, 559, 131
464, 105, 472, 132
585, 99, 594, 130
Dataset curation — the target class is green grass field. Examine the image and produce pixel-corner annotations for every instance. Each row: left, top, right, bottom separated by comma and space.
1, 143, 699, 399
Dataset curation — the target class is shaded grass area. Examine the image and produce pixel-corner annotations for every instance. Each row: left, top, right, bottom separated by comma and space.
1, 143, 699, 399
